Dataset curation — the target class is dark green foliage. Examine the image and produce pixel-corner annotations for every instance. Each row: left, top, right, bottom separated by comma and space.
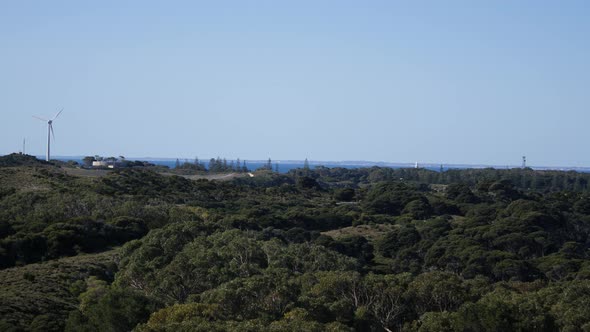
320, 235, 375, 265
0, 153, 51, 167
0, 250, 117, 331
363, 182, 424, 215
291, 166, 590, 193
334, 188, 355, 202
445, 183, 479, 203
3, 160, 590, 331
296, 176, 320, 189
175, 161, 206, 172
65, 287, 161, 332
0, 218, 145, 268
97, 169, 194, 199
378, 226, 421, 258
402, 198, 433, 219
205, 157, 248, 173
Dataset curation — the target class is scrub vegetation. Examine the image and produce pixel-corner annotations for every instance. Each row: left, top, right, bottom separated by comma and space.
1, 153, 590, 331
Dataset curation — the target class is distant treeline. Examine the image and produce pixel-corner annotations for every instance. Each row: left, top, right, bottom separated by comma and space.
174, 157, 249, 173
292, 166, 590, 192
177, 156, 280, 173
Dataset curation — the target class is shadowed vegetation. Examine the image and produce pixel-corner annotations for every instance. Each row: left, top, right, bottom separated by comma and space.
1, 153, 590, 331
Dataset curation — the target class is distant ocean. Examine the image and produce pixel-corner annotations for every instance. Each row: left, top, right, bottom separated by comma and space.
51, 157, 590, 174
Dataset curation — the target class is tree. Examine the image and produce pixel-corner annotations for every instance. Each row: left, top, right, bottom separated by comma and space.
329, 235, 374, 265
66, 286, 160, 332
334, 188, 355, 202
303, 158, 310, 175
378, 226, 421, 258
451, 288, 555, 332
82, 156, 96, 167
363, 182, 423, 215
364, 274, 410, 331
445, 183, 478, 203
408, 271, 467, 315
297, 177, 319, 190
402, 198, 433, 219
550, 280, 590, 330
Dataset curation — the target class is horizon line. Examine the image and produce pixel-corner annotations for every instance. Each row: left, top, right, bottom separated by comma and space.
12, 153, 590, 171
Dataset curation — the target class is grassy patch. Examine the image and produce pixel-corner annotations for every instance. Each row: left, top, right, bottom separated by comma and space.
322, 224, 396, 241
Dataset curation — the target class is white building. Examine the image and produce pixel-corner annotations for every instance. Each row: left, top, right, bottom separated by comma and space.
92, 161, 108, 168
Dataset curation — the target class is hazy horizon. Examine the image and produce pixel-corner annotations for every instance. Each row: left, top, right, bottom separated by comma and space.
1, 1, 589, 167
11, 153, 589, 171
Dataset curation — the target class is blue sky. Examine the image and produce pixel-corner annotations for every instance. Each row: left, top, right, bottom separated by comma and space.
1, 1, 589, 166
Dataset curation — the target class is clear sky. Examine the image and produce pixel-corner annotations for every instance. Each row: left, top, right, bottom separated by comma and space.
1, 1, 589, 166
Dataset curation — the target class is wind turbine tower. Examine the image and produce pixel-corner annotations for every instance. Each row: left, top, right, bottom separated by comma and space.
33, 109, 63, 161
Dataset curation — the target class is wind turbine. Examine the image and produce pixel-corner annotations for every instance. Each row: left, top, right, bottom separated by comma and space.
33, 109, 63, 161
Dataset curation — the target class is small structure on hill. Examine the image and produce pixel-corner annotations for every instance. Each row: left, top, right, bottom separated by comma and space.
92, 160, 108, 168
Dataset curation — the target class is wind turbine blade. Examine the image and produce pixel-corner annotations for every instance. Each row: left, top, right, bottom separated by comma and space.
32, 115, 48, 122
50, 124, 55, 141
52, 108, 63, 121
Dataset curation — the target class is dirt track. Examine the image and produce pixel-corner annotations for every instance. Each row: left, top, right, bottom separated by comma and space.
165, 172, 249, 181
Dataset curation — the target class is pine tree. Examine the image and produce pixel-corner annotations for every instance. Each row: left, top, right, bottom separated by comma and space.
267, 158, 272, 170
215, 157, 222, 172
209, 158, 216, 172
175, 159, 180, 168
236, 158, 241, 172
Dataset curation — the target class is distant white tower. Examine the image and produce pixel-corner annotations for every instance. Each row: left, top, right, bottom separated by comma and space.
415, 161, 419, 169
522, 156, 526, 168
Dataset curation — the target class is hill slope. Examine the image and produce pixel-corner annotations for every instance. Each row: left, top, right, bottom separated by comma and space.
0, 249, 118, 332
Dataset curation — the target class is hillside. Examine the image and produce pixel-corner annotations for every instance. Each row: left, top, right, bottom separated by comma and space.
0, 250, 118, 331
0, 154, 52, 168
1, 161, 590, 331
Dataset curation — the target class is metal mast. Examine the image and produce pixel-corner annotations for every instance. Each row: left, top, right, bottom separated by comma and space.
33, 109, 63, 161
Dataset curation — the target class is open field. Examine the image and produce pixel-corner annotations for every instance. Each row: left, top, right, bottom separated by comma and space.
161, 172, 250, 181
322, 223, 397, 241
